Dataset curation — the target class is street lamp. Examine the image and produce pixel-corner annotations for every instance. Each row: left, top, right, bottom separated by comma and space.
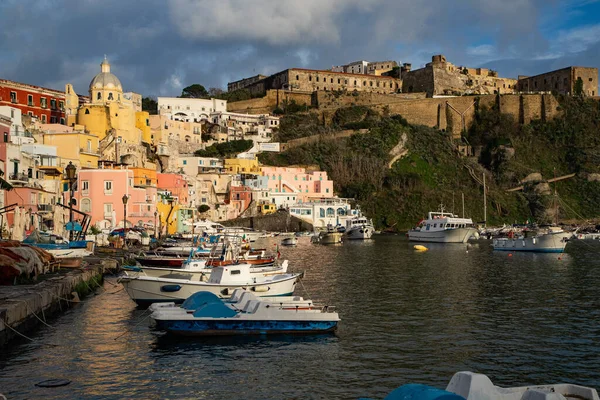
28, 207, 33, 231
122, 194, 129, 250
65, 161, 77, 241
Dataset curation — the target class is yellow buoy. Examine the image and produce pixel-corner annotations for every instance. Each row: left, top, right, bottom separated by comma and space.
413, 245, 428, 252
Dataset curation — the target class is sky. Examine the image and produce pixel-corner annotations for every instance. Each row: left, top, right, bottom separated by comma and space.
1, 0, 600, 97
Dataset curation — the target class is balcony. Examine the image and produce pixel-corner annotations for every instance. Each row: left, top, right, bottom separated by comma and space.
9, 173, 29, 183
104, 211, 114, 219
37, 204, 54, 213
80, 148, 100, 156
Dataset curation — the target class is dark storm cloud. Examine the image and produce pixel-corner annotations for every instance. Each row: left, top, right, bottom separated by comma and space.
0, 0, 597, 97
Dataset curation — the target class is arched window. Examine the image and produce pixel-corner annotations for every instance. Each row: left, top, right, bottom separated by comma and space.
320, 208, 325, 218
85, 109, 90, 115
97, 92, 101, 100
326, 207, 334, 217
108, 92, 114, 101
337, 208, 346, 216
81, 198, 91, 212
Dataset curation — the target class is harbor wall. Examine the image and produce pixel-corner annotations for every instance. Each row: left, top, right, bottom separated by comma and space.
222, 211, 313, 232
0, 266, 105, 347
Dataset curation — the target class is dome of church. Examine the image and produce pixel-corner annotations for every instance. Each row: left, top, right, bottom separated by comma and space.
89, 57, 122, 92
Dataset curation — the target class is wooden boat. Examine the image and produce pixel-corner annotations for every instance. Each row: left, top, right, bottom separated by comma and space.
150, 289, 339, 336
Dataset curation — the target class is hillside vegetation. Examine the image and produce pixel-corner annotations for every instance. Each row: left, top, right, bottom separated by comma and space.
259, 96, 600, 230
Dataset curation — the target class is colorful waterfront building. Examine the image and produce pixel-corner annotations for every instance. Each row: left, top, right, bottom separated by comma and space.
73, 166, 157, 230
224, 158, 259, 174
259, 166, 334, 202
35, 124, 100, 170
0, 79, 66, 124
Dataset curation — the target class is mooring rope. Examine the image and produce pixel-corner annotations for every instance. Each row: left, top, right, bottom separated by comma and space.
3, 317, 61, 347
113, 309, 152, 341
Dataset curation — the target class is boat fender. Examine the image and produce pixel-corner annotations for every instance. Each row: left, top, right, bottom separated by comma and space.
413, 245, 428, 252
252, 286, 269, 292
160, 284, 182, 292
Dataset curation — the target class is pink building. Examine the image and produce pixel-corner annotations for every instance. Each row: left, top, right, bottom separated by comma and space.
73, 168, 157, 230
227, 186, 253, 218
157, 173, 189, 206
259, 167, 334, 202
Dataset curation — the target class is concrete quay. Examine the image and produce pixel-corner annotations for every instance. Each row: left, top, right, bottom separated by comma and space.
0, 265, 107, 347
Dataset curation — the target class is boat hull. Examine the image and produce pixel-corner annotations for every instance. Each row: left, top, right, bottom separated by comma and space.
345, 225, 374, 240
493, 232, 571, 253
154, 319, 338, 336
407, 228, 476, 243
319, 232, 343, 244
135, 257, 185, 267
120, 275, 299, 307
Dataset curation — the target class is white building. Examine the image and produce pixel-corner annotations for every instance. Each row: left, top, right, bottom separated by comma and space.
157, 97, 227, 123
0, 106, 31, 144
211, 111, 279, 140
288, 198, 357, 228
346, 61, 370, 74
176, 156, 224, 176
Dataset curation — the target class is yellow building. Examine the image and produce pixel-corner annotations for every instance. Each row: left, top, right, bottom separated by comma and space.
36, 127, 100, 170
149, 115, 203, 146
132, 167, 157, 187
71, 57, 143, 145
225, 158, 259, 173
136, 111, 151, 144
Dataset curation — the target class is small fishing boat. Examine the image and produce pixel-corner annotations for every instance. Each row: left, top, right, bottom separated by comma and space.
344, 215, 374, 240
318, 230, 343, 244
492, 226, 573, 253
281, 237, 298, 246
23, 231, 94, 258
408, 207, 476, 243
123, 260, 289, 280
119, 262, 302, 307
150, 289, 340, 336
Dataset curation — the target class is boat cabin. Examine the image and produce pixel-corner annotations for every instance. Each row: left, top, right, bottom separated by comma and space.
208, 264, 252, 284
345, 217, 370, 229
418, 211, 474, 232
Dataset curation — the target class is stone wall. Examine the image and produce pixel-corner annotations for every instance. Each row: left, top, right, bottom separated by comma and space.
316, 91, 426, 109
280, 129, 369, 151
221, 211, 313, 232
227, 90, 313, 114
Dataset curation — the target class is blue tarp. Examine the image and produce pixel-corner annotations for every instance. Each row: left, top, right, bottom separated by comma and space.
65, 221, 83, 232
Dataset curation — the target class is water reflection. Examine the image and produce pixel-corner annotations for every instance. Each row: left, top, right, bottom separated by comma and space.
1, 235, 600, 399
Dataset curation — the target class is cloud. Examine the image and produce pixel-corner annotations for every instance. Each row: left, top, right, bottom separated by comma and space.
0, 0, 596, 98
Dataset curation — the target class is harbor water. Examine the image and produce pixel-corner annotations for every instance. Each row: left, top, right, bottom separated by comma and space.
1, 235, 600, 399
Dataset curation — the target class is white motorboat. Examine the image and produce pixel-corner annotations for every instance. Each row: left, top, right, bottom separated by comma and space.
344, 215, 374, 240
123, 260, 289, 280
408, 209, 477, 243
119, 262, 302, 307
150, 289, 340, 336
493, 226, 573, 253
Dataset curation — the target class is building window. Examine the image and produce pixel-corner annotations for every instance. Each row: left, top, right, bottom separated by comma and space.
316, 77, 319, 82
108, 92, 114, 101
183, 160, 187, 165
3, 132, 8, 142
85, 109, 90, 115
10, 91, 17, 103
104, 181, 113, 193
27, 95, 33, 106
50, 116, 57, 123
41, 98, 47, 109
363, 81, 366, 86
81, 198, 91, 212
354, 80, 357, 86
82, 181, 89, 192
59, 101, 64, 110
330, 78, 333, 83
97, 92, 101, 100
28, 111, 33, 117
60, 117, 65, 124
309, 76, 312, 81
50, 99, 56, 109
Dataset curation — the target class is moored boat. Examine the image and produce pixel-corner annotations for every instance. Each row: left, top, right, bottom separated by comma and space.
344, 215, 374, 240
119, 262, 302, 307
408, 209, 476, 243
150, 289, 339, 336
319, 231, 343, 244
492, 226, 573, 253
281, 237, 298, 246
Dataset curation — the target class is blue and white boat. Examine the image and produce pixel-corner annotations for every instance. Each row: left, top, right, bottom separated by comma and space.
23, 231, 94, 258
150, 289, 340, 336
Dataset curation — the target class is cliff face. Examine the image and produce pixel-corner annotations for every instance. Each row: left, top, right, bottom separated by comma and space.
260, 96, 600, 230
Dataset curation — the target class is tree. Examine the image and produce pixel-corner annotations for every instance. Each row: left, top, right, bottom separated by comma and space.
208, 87, 225, 97
574, 77, 584, 97
142, 97, 158, 114
180, 84, 209, 99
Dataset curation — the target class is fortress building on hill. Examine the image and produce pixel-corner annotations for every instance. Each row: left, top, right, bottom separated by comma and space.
517, 67, 598, 96
401, 54, 518, 97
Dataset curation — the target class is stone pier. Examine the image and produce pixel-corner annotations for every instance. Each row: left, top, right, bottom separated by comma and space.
0, 266, 105, 347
